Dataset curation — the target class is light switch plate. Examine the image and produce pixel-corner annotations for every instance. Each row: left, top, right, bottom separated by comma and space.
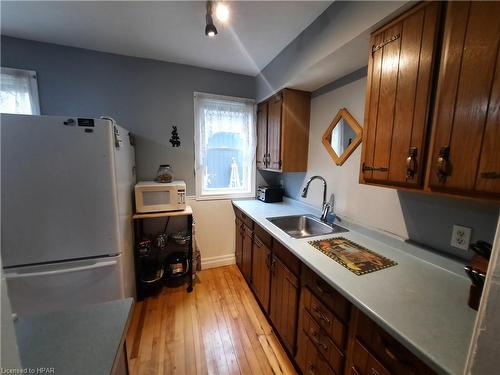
451, 225, 472, 250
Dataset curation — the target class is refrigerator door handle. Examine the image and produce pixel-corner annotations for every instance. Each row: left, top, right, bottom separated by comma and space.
5, 260, 118, 279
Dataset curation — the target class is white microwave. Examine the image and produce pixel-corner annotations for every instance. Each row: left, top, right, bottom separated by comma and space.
134, 180, 186, 213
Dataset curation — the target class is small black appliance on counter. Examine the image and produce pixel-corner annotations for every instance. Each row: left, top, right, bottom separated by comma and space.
257, 186, 283, 203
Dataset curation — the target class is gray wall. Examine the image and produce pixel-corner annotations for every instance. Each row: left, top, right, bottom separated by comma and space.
1, 36, 255, 195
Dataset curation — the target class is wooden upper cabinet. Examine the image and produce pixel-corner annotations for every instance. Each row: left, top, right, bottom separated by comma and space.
256, 88, 311, 172
256, 102, 268, 169
426, 1, 500, 198
360, 1, 441, 187
267, 93, 283, 170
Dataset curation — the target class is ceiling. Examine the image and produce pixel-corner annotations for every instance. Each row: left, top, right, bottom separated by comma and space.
1, 1, 332, 76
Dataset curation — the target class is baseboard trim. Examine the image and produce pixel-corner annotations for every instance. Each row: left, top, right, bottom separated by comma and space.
201, 254, 236, 269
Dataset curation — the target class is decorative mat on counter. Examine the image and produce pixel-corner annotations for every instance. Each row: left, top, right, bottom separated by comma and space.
308, 237, 397, 276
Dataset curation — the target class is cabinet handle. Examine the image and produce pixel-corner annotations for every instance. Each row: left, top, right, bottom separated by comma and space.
307, 363, 316, 375
436, 146, 450, 182
310, 330, 328, 351
362, 163, 388, 172
481, 171, 500, 179
271, 258, 277, 274
406, 147, 417, 179
375, 334, 416, 371
314, 281, 332, 296
312, 306, 330, 324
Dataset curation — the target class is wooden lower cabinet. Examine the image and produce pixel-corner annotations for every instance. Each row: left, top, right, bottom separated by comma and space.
235, 217, 243, 270
241, 225, 253, 282
232, 206, 436, 375
346, 308, 435, 375
269, 255, 299, 354
251, 235, 271, 312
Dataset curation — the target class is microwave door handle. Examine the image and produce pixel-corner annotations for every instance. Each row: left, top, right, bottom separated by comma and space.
4, 260, 118, 279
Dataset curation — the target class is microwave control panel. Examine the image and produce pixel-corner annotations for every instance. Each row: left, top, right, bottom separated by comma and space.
177, 189, 186, 204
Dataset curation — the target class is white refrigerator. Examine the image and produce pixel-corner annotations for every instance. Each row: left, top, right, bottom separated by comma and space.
1, 114, 136, 316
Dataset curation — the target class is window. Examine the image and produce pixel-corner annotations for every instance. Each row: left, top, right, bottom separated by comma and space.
194, 92, 256, 199
1, 67, 40, 115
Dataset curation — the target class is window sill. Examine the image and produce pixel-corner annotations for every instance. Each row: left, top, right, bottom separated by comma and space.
195, 192, 255, 201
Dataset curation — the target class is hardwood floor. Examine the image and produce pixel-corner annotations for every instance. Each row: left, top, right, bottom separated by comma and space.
126, 265, 297, 375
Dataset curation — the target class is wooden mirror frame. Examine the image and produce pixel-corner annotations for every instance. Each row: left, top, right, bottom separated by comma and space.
322, 108, 362, 166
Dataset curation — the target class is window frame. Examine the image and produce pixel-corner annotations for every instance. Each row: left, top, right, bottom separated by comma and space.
194, 91, 256, 201
0, 67, 41, 115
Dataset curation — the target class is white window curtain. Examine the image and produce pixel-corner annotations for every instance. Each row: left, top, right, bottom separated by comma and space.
0, 67, 40, 115
194, 92, 256, 200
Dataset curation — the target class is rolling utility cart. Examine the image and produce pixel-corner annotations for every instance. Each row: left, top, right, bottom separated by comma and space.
133, 206, 194, 301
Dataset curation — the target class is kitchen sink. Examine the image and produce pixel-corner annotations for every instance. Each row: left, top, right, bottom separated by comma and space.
267, 214, 348, 239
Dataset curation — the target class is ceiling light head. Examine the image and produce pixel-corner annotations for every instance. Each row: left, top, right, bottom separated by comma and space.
205, 1, 218, 37
215, 3, 229, 23
205, 14, 218, 37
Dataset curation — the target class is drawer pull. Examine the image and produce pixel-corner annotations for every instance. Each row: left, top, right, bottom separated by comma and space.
315, 281, 331, 296
376, 335, 416, 372
307, 363, 316, 375
310, 330, 328, 351
312, 306, 331, 324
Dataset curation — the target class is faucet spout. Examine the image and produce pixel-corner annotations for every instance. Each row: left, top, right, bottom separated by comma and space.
301, 176, 330, 222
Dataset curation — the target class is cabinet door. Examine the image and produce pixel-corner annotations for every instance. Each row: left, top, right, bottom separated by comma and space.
270, 256, 299, 354
361, 2, 441, 187
256, 101, 268, 169
241, 226, 253, 282
267, 93, 282, 171
251, 236, 271, 312
235, 218, 243, 271
427, 1, 500, 196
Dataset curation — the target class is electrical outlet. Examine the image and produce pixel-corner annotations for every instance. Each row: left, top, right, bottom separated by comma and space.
450, 225, 472, 250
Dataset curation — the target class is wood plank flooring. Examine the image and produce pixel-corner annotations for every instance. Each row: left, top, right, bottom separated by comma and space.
126, 265, 297, 375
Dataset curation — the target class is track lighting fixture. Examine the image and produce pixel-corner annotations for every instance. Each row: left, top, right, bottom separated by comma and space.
205, 1, 218, 37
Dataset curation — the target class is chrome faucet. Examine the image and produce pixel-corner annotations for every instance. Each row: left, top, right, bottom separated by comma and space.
301, 175, 331, 223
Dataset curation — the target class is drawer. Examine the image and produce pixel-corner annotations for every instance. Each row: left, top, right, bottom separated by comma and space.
254, 223, 272, 248
302, 266, 351, 322
301, 309, 344, 374
272, 240, 301, 276
351, 339, 391, 375
354, 309, 435, 374
296, 329, 336, 375
302, 287, 346, 349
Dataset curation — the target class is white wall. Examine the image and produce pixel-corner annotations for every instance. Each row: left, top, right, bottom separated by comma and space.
187, 198, 236, 269
296, 77, 408, 238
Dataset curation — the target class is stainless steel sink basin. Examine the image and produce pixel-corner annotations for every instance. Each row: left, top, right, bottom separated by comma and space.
267, 214, 348, 239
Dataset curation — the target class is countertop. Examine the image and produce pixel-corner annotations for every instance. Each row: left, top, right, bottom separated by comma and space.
233, 198, 476, 375
15, 298, 134, 375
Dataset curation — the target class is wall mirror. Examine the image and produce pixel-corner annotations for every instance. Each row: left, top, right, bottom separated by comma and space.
322, 108, 362, 166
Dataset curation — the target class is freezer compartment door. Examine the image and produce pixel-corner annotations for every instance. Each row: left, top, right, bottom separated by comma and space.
4, 255, 124, 317
1, 114, 120, 267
